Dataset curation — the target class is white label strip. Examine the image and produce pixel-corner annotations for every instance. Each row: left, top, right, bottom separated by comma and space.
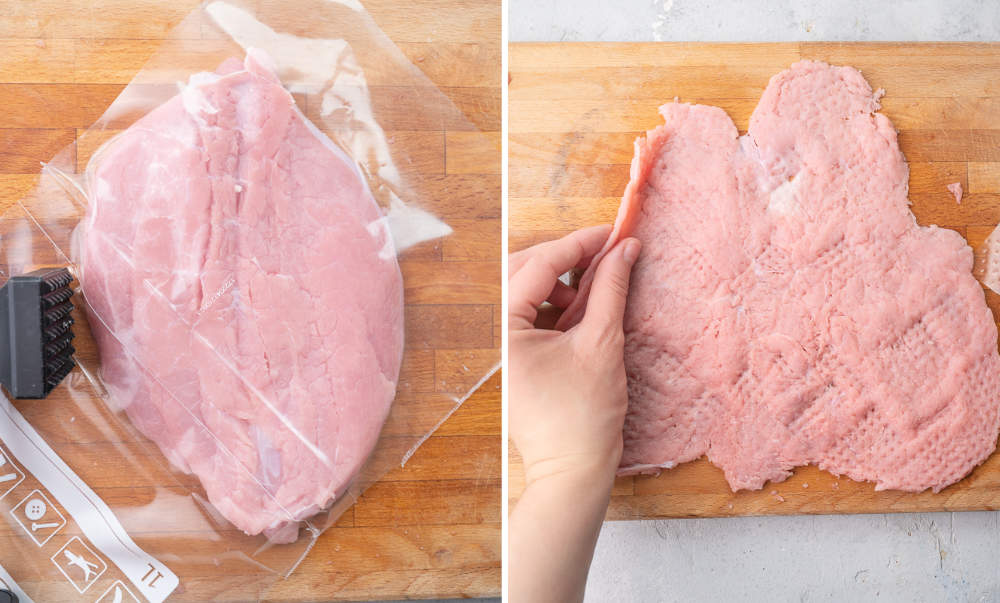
0, 396, 178, 602
0, 562, 34, 603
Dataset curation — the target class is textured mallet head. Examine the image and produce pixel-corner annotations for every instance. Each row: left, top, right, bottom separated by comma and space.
0, 267, 76, 399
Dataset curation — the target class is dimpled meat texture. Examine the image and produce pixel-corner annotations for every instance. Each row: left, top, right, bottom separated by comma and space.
78, 52, 403, 539
614, 61, 1000, 492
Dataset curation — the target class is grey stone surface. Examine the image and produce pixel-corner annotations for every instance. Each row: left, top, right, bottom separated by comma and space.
586, 513, 999, 602
509, 1, 1000, 601
511, 0, 1000, 42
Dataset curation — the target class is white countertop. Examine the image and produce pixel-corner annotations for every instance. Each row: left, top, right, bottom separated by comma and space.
509, 1, 1000, 601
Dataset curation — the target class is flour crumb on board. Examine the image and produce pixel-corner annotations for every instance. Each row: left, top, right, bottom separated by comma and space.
947, 182, 963, 204
802, 482, 809, 489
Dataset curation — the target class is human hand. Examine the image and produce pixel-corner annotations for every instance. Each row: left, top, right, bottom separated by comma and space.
509, 225, 641, 487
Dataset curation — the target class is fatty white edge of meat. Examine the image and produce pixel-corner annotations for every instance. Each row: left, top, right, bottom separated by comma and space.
766, 175, 802, 216
619, 462, 677, 474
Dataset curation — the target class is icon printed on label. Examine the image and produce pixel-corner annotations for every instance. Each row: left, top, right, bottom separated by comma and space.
24, 497, 46, 520
51, 536, 107, 594
95, 579, 141, 603
10, 488, 65, 546
0, 447, 25, 500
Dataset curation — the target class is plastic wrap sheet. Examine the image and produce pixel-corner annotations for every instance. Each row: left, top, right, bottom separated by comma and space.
0, 1, 499, 600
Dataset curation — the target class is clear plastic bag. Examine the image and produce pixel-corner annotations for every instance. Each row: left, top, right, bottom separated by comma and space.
0, 1, 499, 600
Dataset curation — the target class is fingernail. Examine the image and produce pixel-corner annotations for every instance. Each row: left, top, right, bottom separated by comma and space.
623, 239, 641, 264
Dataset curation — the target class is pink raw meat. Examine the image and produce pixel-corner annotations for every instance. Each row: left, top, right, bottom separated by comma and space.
573, 61, 1000, 492
948, 182, 963, 204
77, 50, 404, 538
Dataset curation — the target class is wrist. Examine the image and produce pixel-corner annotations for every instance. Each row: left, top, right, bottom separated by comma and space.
523, 451, 621, 493
511, 452, 620, 603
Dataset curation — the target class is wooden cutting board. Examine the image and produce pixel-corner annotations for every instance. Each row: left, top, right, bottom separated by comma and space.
0, 1, 499, 601
509, 42, 1000, 520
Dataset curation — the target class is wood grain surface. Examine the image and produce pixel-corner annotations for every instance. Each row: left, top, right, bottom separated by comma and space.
0, 1, 499, 601
509, 43, 1000, 520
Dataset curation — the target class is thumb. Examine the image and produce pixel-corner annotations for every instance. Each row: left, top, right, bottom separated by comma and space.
580, 237, 641, 334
